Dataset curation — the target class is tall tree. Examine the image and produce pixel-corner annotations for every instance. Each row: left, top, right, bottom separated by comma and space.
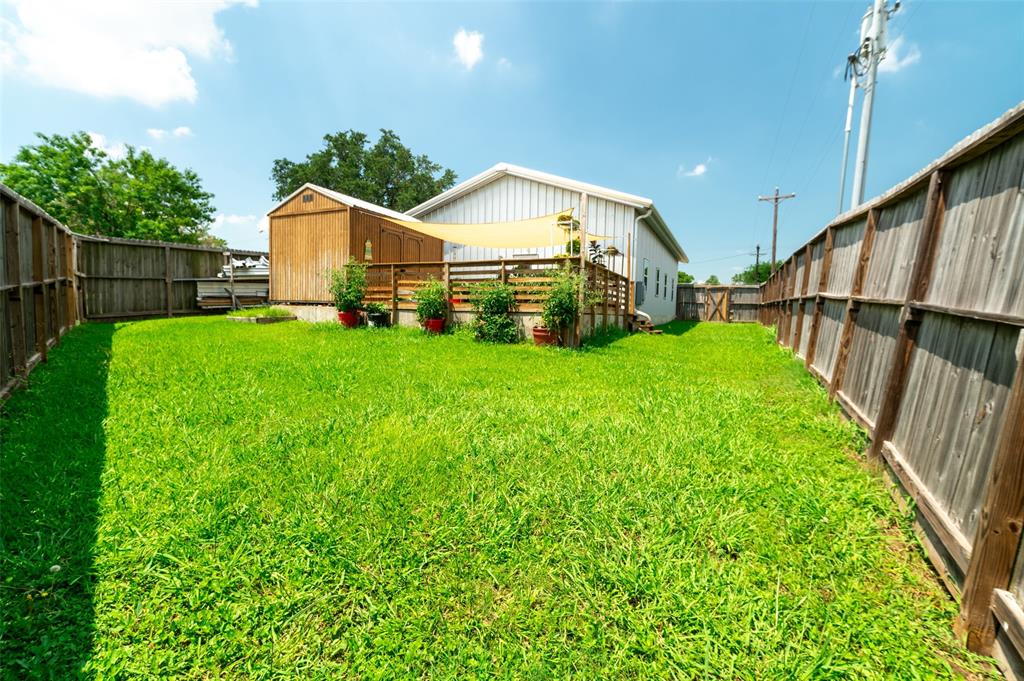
271, 129, 457, 211
0, 132, 217, 244
731, 260, 784, 284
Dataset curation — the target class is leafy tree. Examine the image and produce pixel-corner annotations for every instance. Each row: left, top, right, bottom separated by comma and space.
0, 132, 216, 244
731, 260, 784, 284
677, 270, 695, 284
271, 129, 457, 211
705, 275, 721, 285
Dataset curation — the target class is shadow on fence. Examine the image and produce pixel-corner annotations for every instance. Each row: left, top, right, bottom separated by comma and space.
0, 323, 113, 677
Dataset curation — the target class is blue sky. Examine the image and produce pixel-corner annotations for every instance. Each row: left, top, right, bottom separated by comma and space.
2, 1, 1021, 281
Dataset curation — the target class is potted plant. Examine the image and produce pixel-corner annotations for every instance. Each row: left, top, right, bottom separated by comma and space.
536, 265, 590, 346
416, 279, 449, 334
328, 258, 367, 328
365, 302, 391, 328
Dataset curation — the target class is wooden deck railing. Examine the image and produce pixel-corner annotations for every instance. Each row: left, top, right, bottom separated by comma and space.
364, 257, 630, 331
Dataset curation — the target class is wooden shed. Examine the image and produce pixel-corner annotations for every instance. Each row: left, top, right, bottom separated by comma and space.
268, 183, 442, 304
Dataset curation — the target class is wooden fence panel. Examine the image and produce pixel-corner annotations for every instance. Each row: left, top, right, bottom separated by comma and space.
926, 134, 1024, 318
810, 299, 845, 382
825, 218, 866, 296
757, 104, 1024, 671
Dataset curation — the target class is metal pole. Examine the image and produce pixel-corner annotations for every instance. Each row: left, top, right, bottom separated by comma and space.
850, 0, 889, 207
837, 75, 858, 214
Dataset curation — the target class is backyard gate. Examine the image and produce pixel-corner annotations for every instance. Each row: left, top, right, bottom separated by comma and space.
677, 284, 759, 322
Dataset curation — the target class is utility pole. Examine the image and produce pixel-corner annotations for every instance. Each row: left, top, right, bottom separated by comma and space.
758, 187, 796, 274
847, 0, 899, 208
754, 244, 761, 284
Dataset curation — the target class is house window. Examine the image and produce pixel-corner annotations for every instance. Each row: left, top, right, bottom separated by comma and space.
655, 268, 660, 297
664, 274, 669, 298
302, 193, 314, 203
643, 259, 649, 290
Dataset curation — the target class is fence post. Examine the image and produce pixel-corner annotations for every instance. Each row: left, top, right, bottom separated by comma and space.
804, 228, 835, 373
30, 217, 48, 363
868, 169, 947, 461
957, 342, 1024, 653
164, 245, 173, 317
443, 262, 452, 324
792, 244, 814, 353
4, 201, 27, 378
390, 265, 398, 325
830, 208, 878, 399
50, 223, 63, 339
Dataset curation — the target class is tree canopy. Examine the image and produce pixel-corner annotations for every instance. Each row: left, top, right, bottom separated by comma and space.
731, 260, 784, 284
705, 275, 721, 285
677, 270, 695, 284
271, 129, 457, 212
0, 132, 218, 244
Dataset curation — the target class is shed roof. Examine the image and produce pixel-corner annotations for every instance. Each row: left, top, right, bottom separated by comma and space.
408, 163, 687, 263
267, 183, 420, 223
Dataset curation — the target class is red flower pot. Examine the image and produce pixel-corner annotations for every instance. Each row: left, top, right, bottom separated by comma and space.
532, 326, 559, 346
423, 318, 446, 334
337, 310, 360, 328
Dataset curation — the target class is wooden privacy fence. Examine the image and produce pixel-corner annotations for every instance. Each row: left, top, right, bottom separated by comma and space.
0, 182, 266, 399
364, 258, 630, 330
77, 235, 265, 319
1, 186, 77, 400
760, 103, 1024, 672
677, 284, 759, 322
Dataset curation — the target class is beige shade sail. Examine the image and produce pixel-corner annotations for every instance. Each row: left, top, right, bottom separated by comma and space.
382, 209, 612, 249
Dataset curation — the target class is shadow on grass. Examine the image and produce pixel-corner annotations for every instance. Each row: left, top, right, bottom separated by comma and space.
1, 323, 113, 678
658, 320, 700, 336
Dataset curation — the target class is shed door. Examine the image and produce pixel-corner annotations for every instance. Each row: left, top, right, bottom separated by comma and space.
403, 236, 422, 262
380, 229, 402, 262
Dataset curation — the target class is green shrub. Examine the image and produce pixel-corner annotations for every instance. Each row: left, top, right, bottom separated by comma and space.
364, 302, 388, 316
541, 265, 593, 333
415, 279, 448, 322
471, 282, 518, 343
327, 259, 367, 312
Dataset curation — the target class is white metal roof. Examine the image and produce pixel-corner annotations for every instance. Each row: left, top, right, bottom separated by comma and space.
408, 163, 687, 263
267, 183, 420, 223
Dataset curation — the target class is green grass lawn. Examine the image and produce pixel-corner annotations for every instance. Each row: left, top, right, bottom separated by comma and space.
1, 318, 989, 679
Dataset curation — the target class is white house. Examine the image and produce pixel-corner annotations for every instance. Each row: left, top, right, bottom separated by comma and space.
409, 163, 688, 324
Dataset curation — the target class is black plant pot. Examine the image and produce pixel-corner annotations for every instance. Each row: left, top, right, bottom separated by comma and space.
367, 312, 391, 328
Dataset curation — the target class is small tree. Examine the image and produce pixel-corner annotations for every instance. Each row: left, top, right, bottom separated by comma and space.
415, 279, 449, 323
471, 282, 518, 343
677, 270, 695, 284
706, 275, 721, 285
328, 258, 367, 312
732, 260, 783, 284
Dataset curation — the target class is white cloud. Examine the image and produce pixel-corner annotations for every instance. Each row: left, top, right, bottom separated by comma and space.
678, 157, 712, 178
878, 35, 921, 74
0, 0, 255, 107
147, 126, 193, 140
453, 28, 484, 70
210, 213, 268, 250
87, 132, 126, 160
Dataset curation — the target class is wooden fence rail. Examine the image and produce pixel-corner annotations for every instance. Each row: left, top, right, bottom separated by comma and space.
0, 182, 266, 399
759, 102, 1024, 677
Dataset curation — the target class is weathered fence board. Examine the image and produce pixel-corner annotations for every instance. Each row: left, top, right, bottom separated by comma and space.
675, 284, 759, 322
759, 102, 1024, 675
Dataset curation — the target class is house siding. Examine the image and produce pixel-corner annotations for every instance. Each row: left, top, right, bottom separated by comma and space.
418, 174, 680, 324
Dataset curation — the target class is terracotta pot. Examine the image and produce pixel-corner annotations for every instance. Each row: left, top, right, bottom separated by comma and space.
337, 310, 360, 328
532, 326, 560, 346
423, 318, 445, 334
